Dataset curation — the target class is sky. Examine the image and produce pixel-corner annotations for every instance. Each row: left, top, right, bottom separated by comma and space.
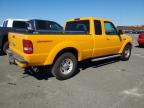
0, 0, 144, 26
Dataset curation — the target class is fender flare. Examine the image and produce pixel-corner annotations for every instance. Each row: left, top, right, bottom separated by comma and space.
119, 41, 132, 54
44, 41, 82, 65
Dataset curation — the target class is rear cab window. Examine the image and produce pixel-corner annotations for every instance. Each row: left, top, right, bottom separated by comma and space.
104, 21, 118, 35
65, 20, 90, 34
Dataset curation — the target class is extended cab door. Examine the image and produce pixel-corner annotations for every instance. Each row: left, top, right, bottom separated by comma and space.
104, 21, 124, 54
93, 20, 112, 57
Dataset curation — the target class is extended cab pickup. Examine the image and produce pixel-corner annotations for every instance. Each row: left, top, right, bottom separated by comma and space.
0, 19, 62, 54
7, 17, 132, 80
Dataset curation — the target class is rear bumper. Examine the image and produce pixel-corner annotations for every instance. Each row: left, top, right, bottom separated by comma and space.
6, 49, 28, 68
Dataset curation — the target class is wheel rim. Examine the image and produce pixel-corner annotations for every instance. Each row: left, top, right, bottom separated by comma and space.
60, 58, 73, 75
124, 48, 130, 58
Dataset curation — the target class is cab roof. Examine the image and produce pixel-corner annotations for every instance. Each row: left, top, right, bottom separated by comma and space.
66, 17, 112, 22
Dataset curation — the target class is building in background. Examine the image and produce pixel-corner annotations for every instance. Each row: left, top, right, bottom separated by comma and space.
117, 25, 144, 34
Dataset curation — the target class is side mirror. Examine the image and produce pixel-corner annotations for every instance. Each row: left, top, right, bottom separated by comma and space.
118, 29, 123, 35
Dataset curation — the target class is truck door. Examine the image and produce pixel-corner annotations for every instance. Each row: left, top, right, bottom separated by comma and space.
93, 20, 111, 57
104, 21, 124, 54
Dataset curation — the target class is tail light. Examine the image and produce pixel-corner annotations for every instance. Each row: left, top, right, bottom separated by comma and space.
23, 40, 33, 54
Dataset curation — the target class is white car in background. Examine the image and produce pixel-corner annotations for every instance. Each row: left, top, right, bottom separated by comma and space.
2, 19, 28, 27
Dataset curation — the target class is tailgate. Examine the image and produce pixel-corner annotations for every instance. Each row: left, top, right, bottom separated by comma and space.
8, 32, 25, 54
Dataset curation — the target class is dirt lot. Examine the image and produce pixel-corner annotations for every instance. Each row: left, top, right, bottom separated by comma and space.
0, 34, 144, 108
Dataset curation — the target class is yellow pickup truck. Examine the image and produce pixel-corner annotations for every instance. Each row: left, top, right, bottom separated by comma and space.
7, 17, 132, 80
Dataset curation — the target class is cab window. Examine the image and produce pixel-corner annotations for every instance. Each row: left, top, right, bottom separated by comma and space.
104, 22, 117, 35
65, 20, 90, 33
94, 20, 102, 35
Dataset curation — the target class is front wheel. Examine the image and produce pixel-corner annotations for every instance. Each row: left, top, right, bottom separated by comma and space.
51, 52, 77, 80
120, 45, 132, 61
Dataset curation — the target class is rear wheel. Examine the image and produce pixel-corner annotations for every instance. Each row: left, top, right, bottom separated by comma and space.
120, 45, 132, 61
3, 41, 9, 54
51, 52, 77, 80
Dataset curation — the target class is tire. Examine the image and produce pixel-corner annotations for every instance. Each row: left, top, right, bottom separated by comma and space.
3, 42, 9, 54
120, 45, 132, 61
139, 44, 144, 48
51, 52, 77, 80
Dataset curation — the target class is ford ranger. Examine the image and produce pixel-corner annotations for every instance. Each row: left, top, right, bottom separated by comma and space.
7, 17, 132, 80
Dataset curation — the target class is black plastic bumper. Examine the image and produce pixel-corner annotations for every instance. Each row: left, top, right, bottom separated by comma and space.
6, 49, 27, 65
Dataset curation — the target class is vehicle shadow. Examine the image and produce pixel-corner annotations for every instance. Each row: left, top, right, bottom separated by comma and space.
23, 67, 54, 80
78, 57, 120, 70
23, 57, 120, 80
0, 52, 5, 56
135, 45, 144, 48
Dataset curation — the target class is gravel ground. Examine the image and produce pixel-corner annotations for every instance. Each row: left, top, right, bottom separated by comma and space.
0, 34, 144, 108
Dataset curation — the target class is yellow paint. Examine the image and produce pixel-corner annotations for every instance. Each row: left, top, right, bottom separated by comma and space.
8, 17, 132, 68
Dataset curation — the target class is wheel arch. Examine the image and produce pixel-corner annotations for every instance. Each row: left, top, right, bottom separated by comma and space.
44, 46, 82, 65
119, 41, 132, 54
53, 47, 78, 63
126, 42, 132, 47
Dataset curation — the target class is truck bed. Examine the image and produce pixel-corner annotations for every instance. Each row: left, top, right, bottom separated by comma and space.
8, 32, 94, 66
11, 30, 88, 35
